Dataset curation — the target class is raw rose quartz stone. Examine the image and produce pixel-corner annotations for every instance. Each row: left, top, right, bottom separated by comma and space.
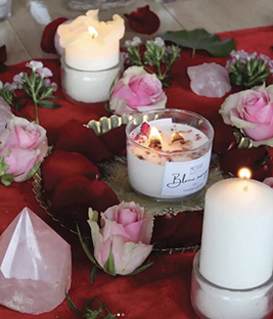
187, 62, 231, 97
0, 207, 71, 314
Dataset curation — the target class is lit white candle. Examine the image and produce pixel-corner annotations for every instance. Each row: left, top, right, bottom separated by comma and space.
57, 10, 125, 71
126, 116, 213, 200
199, 173, 273, 289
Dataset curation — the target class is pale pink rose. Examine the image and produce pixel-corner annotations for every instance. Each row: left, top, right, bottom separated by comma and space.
220, 85, 273, 146
88, 202, 154, 275
109, 66, 167, 115
0, 117, 48, 183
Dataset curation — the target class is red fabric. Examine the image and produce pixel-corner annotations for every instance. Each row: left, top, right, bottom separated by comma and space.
1, 26, 273, 318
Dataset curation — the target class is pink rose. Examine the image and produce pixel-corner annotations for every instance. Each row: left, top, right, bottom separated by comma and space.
109, 66, 167, 115
0, 117, 48, 184
88, 201, 154, 275
220, 86, 273, 146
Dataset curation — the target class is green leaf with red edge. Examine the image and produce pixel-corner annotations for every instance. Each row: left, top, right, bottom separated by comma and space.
161, 28, 236, 57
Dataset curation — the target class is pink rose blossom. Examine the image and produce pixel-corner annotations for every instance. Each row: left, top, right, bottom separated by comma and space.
109, 66, 167, 115
219, 85, 273, 146
263, 177, 273, 188
88, 201, 154, 275
0, 117, 48, 183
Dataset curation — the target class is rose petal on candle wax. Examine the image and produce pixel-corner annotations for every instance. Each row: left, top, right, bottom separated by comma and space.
124, 6, 160, 35
40, 17, 69, 54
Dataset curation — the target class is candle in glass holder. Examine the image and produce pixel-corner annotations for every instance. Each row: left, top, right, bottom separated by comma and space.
200, 170, 273, 289
126, 109, 214, 201
57, 10, 125, 103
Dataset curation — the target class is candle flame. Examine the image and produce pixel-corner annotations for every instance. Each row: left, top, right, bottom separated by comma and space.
238, 167, 252, 179
88, 26, 98, 39
171, 131, 184, 144
148, 127, 162, 149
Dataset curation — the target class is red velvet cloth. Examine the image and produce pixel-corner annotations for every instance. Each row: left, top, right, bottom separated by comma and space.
1, 26, 273, 318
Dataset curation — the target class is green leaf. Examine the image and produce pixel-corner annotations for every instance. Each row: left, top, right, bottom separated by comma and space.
76, 224, 100, 267
38, 100, 61, 109
129, 260, 155, 275
65, 294, 85, 316
103, 247, 116, 276
90, 265, 96, 284
0, 154, 10, 176
1, 174, 15, 186
0, 63, 7, 73
161, 28, 236, 57
20, 160, 41, 182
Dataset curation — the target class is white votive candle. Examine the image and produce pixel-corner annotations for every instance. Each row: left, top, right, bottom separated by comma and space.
199, 178, 273, 289
126, 110, 214, 200
57, 10, 125, 71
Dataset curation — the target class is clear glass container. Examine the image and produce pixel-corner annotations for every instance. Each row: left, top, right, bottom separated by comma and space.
126, 109, 214, 201
191, 250, 273, 319
60, 56, 122, 105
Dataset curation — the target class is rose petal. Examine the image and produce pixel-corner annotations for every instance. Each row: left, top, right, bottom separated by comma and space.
42, 150, 99, 192
111, 237, 152, 275
54, 119, 114, 164
124, 6, 160, 35
40, 17, 68, 54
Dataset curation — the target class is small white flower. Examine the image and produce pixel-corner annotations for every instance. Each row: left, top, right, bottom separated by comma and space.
37, 67, 53, 78
131, 36, 142, 46
26, 60, 43, 71
5, 82, 18, 90
154, 37, 165, 48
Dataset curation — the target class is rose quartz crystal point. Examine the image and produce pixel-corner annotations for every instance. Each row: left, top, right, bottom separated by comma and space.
187, 62, 231, 97
0, 207, 71, 314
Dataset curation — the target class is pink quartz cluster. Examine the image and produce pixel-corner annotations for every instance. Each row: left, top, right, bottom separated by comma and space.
187, 62, 231, 98
0, 207, 71, 314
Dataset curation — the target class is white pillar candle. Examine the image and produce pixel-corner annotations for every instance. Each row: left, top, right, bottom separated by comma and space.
57, 10, 125, 71
199, 178, 273, 289
126, 111, 214, 200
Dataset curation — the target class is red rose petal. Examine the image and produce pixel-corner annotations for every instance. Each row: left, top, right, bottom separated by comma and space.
0, 45, 7, 63
54, 119, 114, 164
40, 17, 68, 54
42, 150, 99, 192
100, 125, 127, 156
124, 5, 160, 35
51, 175, 120, 213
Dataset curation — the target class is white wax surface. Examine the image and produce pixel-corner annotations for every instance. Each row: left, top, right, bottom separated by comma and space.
127, 121, 211, 199
200, 178, 273, 289
58, 10, 125, 71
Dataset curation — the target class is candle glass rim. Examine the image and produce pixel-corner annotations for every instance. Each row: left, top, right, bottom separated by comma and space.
126, 109, 214, 156
193, 250, 273, 292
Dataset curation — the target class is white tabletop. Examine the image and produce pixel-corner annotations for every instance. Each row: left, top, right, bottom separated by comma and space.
1, 0, 273, 65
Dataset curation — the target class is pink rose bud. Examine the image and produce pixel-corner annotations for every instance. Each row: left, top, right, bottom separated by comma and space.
88, 201, 154, 276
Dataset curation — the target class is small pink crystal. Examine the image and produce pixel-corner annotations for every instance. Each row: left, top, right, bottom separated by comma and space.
0, 207, 71, 314
187, 62, 231, 98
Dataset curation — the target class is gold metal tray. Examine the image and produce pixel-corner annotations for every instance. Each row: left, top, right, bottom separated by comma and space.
33, 115, 224, 254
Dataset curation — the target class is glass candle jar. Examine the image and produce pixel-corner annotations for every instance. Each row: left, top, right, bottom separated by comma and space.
60, 56, 122, 105
191, 250, 273, 319
125, 109, 214, 201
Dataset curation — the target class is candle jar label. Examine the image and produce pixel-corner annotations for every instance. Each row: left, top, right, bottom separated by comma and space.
161, 150, 211, 196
